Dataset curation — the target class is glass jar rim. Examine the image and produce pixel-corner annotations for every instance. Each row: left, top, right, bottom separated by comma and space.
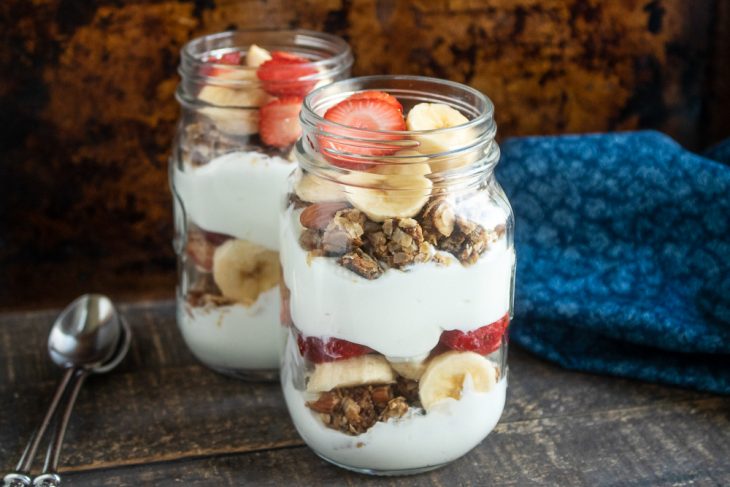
300, 75, 495, 137
179, 28, 353, 87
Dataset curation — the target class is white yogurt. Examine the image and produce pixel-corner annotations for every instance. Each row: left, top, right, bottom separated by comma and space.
280, 209, 515, 358
177, 287, 285, 370
282, 360, 506, 473
174, 151, 295, 250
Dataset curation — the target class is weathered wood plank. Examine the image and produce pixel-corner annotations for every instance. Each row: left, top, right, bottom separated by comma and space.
58, 397, 730, 486
1, 301, 729, 485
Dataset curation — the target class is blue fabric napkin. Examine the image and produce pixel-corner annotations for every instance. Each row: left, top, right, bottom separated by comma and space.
497, 131, 730, 394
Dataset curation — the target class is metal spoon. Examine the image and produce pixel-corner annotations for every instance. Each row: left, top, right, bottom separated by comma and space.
3, 295, 127, 487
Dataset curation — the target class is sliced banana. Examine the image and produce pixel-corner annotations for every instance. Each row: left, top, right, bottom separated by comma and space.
212, 239, 280, 306
199, 70, 272, 136
372, 150, 432, 177
387, 355, 429, 381
418, 351, 497, 412
245, 44, 272, 67
306, 354, 396, 393
294, 170, 346, 203
341, 169, 432, 222
406, 103, 476, 173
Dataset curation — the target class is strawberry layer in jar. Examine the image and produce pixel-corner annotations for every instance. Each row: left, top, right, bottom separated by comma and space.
170, 30, 352, 380
280, 76, 515, 474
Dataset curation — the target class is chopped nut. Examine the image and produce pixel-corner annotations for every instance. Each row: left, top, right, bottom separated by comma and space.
339, 249, 383, 280
300, 202, 351, 231
421, 198, 456, 238
299, 228, 322, 251
379, 397, 409, 421
371, 385, 393, 406
364, 218, 431, 269
321, 209, 365, 255
306, 392, 340, 414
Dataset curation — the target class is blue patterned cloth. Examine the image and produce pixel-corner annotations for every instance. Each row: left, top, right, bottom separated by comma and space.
497, 131, 730, 394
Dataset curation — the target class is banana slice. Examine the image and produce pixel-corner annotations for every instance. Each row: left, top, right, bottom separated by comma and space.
372, 150, 431, 177
341, 169, 432, 222
418, 351, 497, 412
245, 44, 272, 67
307, 355, 396, 393
387, 355, 429, 381
212, 239, 280, 306
406, 103, 476, 173
199, 71, 272, 136
294, 170, 346, 203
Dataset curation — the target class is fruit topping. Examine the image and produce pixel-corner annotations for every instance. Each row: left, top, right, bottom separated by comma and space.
245, 44, 272, 67
211, 239, 280, 306
185, 228, 232, 272
256, 51, 318, 97
320, 96, 407, 170
294, 171, 346, 203
387, 356, 429, 381
297, 334, 372, 364
418, 351, 497, 412
439, 313, 510, 355
348, 90, 403, 112
406, 102, 475, 172
306, 354, 395, 392
340, 169, 432, 222
259, 96, 304, 148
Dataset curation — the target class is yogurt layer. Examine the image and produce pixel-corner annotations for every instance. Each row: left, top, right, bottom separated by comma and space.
283, 363, 506, 472
177, 286, 285, 370
280, 209, 515, 358
174, 151, 295, 250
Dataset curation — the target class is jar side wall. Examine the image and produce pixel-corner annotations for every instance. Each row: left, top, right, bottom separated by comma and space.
169, 30, 352, 377
279, 76, 513, 473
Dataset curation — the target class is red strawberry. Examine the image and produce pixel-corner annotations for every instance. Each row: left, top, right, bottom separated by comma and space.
319, 98, 406, 170
349, 91, 403, 112
215, 51, 242, 65
259, 97, 304, 148
256, 51, 318, 97
439, 313, 510, 355
203, 51, 242, 77
297, 333, 372, 363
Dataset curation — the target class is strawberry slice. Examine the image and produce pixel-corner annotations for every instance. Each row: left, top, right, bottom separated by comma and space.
297, 333, 372, 363
259, 97, 304, 148
319, 97, 406, 170
256, 51, 318, 97
439, 313, 510, 355
349, 91, 403, 112
202, 51, 242, 77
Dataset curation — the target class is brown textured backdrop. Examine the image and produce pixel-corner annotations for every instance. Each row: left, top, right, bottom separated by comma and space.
1, 0, 728, 310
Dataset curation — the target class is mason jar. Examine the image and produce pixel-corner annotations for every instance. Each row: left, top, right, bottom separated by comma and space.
170, 30, 352, 380
279, 75, 515, 474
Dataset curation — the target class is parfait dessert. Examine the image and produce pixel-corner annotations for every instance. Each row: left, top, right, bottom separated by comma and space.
280, 76, 514, 473
170, 30, 352, 379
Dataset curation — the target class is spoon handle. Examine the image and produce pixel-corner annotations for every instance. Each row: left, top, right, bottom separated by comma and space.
3, 367, 75, 486
32, 369, 90, 487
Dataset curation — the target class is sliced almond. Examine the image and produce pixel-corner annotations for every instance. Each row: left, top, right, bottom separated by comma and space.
299, 202, 351, 230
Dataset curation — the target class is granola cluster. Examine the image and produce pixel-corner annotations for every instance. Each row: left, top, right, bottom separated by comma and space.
306, 379, 420, 436
296, 198, 502, 278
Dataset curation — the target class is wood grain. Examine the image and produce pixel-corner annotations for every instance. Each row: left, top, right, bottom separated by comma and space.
1, 302, 728, 485
1, 0, 728, 310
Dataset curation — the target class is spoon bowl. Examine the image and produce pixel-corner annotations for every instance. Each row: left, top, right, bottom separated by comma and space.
47, 294, 120, 370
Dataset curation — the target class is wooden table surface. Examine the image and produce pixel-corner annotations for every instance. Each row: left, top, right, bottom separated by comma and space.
1, 301, 728, 486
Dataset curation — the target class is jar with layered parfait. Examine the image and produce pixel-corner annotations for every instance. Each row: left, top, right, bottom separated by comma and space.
280, 76, 515, 474
170, 30, 352, 379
